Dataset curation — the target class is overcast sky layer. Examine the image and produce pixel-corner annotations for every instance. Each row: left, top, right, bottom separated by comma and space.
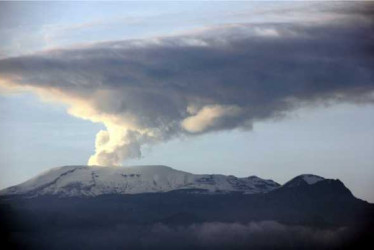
0, 1, 373, 201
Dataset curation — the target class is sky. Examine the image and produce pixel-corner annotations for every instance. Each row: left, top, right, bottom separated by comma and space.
0, 1, 373, 201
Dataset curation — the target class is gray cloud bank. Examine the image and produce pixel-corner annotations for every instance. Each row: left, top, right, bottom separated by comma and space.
0, 3, 373, 166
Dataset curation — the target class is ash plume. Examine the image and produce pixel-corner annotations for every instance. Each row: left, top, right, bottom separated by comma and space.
0, 3, 373, 166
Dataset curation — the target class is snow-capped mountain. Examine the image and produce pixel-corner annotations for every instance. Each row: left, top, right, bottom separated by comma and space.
0, 165, 281, 197
2, 166, 370, 250
283, 174, 325, 188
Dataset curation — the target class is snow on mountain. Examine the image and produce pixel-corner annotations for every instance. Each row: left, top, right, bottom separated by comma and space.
301, 174, 325, 185
283, 174, 325, 188
0, 165, 280, 197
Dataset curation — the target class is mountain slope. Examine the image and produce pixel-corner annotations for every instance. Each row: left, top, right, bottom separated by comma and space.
0, 165, 280, 197
1, 177, 372, 250
1, 165, 373, 250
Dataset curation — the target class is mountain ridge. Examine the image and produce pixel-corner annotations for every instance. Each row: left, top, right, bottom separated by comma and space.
0, 165, 281, 197
0, 165, 346, 198
1, 165, 373, 250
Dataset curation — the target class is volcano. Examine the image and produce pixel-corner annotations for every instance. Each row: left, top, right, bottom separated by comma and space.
0, 165, 372, 250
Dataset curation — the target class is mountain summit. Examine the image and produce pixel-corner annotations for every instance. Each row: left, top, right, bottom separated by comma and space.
283, 174, 325, 188
0, 165, 280, 197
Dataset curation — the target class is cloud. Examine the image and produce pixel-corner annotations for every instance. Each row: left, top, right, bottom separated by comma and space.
141, 221, 350, 249
10, 220, 359, 249
0, 3, 373, 166
182, 105, 242, 133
